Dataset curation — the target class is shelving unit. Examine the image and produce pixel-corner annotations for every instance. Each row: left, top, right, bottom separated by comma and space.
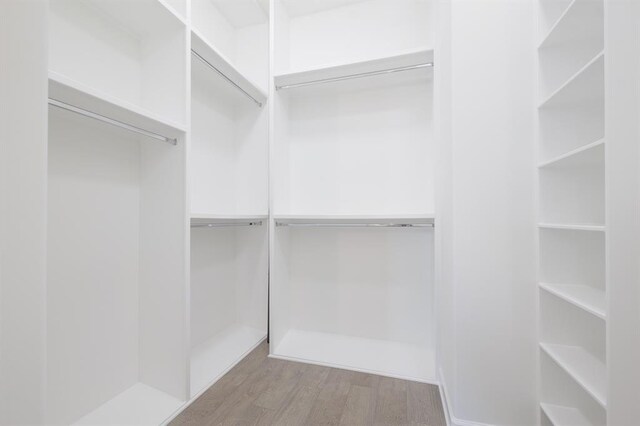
270, 0, 437, 383
536, 0, 607, 421
188, 0, 270, 400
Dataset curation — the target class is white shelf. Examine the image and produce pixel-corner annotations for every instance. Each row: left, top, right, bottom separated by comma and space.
274, 214, 435, 225
191, 214, 268, 226
190, 325, 266, 397
191, 29, 267, 106
540, 283, 606, 320
541, 403, 593, 426
72, 383, 184, 426
539, 0, 603, 50
49, 71, 186, 140
274, 48, 434, 90
540, 343, 607, 407
539, 223, 605, 232
538, 139, 604, 169
272, 329, 436, 383
539, 52, 604, 109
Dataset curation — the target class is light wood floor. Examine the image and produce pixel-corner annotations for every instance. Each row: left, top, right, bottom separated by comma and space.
171, 342, 446, 426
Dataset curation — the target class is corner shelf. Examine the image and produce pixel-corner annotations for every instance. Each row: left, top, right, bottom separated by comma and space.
540, 343, 607, 408
538, 0, 603, 50
274, 48, 434, 90
191, 29, 267, 106
538, 52, 604, 109
49, 71, 186, 140
541, 403, 593, 426
540, 283, 606, 320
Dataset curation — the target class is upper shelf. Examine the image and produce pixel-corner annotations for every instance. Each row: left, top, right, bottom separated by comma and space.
539, 0, 604, 50
274, 49, 434, 90
48, 71, 186, 140
274, 214, 435, 227
191, 29, 268, 107
538, 51, 604, 109
191, 214, 268, 227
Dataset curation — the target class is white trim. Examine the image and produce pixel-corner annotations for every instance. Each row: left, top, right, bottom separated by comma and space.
161, 336, 267, 425
268, 353, 439, 385
438, 368, 496, 426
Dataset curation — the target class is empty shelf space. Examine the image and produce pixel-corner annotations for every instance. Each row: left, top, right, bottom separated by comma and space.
539, 0, 604, 49
190, 325, 266, 397
539, 52, 604, 109
49, 72, 186, 140
540, 403, 593, 426
72, 383, 184, 426
539, 223, 605, 232
538, 139, 604, 169
272, 329, 436, 383
540, 283, 605, 320
274, 214, 435, 227
191, 29, 267, 106
275, 48, 434, 90
540, 343, 607, 407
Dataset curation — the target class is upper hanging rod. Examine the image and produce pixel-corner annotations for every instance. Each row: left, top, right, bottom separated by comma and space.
191, 221, 263, 228
191, 49, 263, 107
48, 99, 178, 145
275, 222, 434, 228
276, 62, 434, 90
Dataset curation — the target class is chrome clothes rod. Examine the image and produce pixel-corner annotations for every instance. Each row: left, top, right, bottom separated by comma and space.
191, 221, 263, 228
191, 49, 263, 107
276, 62, 434, 90
48, 99, 178, 145
275, 223, 434, 228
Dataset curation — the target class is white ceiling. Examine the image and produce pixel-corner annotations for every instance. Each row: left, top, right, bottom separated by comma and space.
281, 0, 370, 17
210, 0, 268, 28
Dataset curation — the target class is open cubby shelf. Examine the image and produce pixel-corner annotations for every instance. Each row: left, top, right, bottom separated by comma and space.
541, 402, 593, 426
540, 282, 605, 320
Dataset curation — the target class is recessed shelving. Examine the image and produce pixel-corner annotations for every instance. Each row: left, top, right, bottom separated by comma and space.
540, 343, 607, 408
540, 283, 605, 320
539, 52, 604, 109
540, 403, 593, 426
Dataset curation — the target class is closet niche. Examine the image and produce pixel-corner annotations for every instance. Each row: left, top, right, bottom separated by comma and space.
269, 0, 437, 383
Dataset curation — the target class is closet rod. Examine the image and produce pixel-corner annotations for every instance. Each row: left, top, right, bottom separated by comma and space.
191, 50, 263, 107
275, 222, 434, 228
48, 99, 178, 145
191, 221, 263, 228
276, 62, 434, 90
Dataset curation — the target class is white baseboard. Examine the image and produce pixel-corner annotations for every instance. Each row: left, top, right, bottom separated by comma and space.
438, 367, 496, 426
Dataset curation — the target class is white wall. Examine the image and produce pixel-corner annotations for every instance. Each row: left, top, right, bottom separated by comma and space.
605, 1, 640, 424
438, 1, 537, 424
0, 0, 48, 424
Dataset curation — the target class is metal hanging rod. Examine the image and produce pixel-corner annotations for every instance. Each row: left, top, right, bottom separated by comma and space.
276, 62, 434, 90
191, 221, 263, 228
275, 222, 434, 228
191, 49, 263, 107
48, 99, 178, 145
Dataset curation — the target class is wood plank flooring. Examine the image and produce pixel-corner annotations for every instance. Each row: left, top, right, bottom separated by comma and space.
170, 342, 446, 426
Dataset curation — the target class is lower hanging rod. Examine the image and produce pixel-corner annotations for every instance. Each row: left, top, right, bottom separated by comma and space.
191, 49, 263, 107
191, 221, 263, 228
48, 99, 177, 145
275, 222, 434, 228
276, 62, 434, 90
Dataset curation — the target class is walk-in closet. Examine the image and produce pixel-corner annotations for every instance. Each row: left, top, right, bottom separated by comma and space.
2, 0, 640, 425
